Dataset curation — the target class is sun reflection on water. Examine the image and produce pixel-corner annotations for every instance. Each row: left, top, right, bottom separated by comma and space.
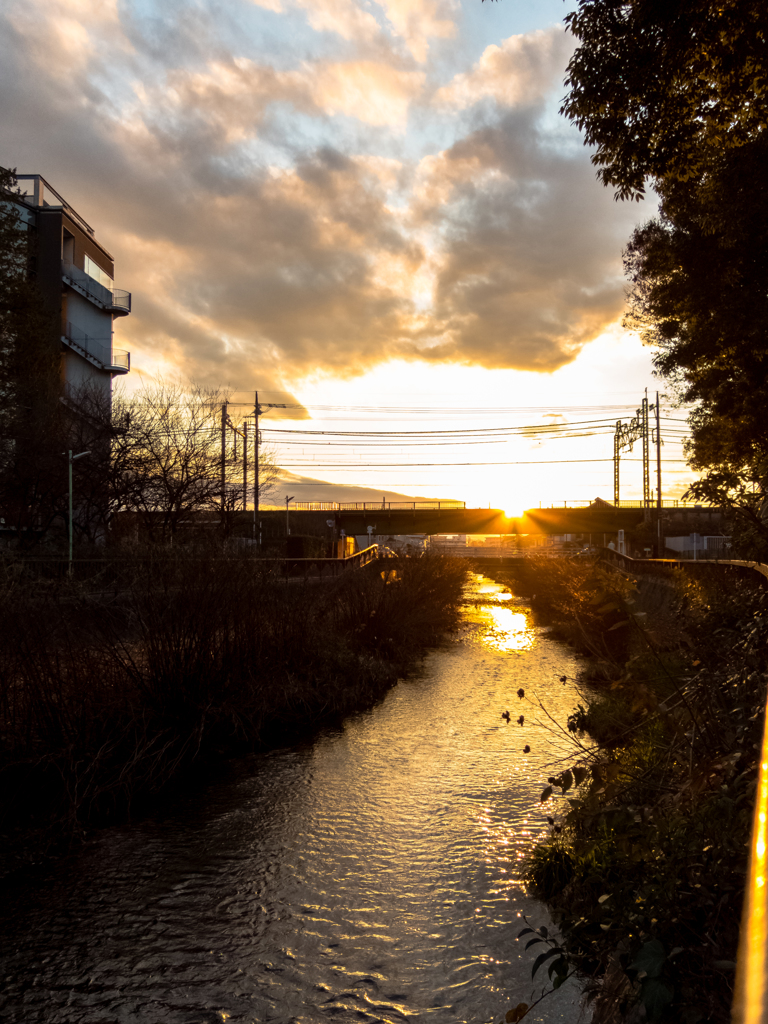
484, 605, 535, 653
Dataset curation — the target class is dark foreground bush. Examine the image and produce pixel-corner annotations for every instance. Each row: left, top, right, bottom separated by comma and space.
496, 566, 767, 1024
0, 551, 469, 870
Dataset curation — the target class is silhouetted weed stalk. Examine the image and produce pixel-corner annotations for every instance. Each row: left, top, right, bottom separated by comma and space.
486, 557, 766, 1024
0, 550, 469, 870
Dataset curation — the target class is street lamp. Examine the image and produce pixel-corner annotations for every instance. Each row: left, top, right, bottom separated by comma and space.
65, 449, 90, 574
285, 494, 295, 536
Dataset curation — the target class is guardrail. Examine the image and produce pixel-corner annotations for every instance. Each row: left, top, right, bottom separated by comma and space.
260, 543, 385, 578
0, 545, 389, 582
733, 703, 768, 1024
597, 547, 768, 584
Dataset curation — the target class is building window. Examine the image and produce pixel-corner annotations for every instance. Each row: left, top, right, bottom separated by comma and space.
84, 254, 113, 290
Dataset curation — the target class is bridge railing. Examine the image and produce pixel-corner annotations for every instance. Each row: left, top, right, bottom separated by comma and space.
533, 499, 717, 510
291, 501, 467, 511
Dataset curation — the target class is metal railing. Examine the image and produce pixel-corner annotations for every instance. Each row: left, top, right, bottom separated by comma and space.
16, 174, 97, 236
111, 349, 130, 370
109, 289, 132, 314
533, 499, 717, 510
62, 260, 131, 315
62, 322, 130, 374
258, 543, 385, 578
733, 703, 768, 1023
292, 501, 466, 511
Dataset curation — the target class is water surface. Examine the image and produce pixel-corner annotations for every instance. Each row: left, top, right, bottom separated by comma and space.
0, 574, 587, 1024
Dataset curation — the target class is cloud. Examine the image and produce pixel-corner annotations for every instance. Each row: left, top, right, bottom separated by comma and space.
0, 0, 643, 393
435, 26, 573, 109
311, 60, 424, 128
409, 108, 640, 371
294, 0, 381, 44
377, 0, 458, 63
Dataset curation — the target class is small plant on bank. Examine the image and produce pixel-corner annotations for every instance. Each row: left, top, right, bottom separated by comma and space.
0, 549, 470, 874
485, 560, 766, 1023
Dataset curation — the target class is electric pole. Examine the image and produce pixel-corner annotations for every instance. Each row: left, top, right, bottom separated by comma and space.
243, 420, 248, 512
254, 391, 259, 541
655, 392, 663, 556
253, 392, 291, 547
642, 391, 650, 521
220, 401, 227, 511
66, 449, 90, 575
613, 395, 652, 512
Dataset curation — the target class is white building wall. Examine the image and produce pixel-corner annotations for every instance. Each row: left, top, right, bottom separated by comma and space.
66, 292, 112, 345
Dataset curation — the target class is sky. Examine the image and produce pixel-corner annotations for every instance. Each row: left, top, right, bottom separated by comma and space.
0, 0, 696, 513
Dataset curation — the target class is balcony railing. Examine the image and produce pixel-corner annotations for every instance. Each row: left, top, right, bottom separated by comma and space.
109, 289, 131, 315
61, 261, 131, 316
62, 322, 130, 375
111, 349, 130, 371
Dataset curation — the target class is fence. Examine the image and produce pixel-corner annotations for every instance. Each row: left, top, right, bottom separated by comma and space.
292, 501, 466, 511
0, 544, 386, 584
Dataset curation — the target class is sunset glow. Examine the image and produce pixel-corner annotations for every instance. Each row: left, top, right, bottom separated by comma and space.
0, 0, 696, 508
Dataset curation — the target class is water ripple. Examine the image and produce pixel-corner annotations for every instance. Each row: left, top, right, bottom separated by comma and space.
0, 575, 588, 1024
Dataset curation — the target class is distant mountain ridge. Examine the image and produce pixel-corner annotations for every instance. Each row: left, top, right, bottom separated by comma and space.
267, 470, 455, 506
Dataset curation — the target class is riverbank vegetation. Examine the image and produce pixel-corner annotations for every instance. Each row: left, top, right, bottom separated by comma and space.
488, 556, 765, 1023
0, 550, 469, 876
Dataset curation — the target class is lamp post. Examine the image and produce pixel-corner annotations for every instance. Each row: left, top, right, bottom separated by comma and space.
326, 518, 335, 557
66, 449, 90, 574
285, 494, 295, 536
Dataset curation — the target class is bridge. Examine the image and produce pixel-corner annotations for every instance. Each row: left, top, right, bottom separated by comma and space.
288, 499, 722, 538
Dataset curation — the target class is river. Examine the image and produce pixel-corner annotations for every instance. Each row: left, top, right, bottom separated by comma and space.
0, 574, 588, 1024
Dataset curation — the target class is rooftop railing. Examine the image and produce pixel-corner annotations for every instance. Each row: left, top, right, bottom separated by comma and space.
15, 174, 97, 237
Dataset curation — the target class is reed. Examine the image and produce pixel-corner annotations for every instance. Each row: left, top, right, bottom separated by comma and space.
0, 550, 469, 870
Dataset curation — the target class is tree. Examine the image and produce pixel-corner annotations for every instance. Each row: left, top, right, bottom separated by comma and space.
623, 134, 768, 553
105, 380, 280, 543
561, 0, 768, 200
558, 3, 768, 553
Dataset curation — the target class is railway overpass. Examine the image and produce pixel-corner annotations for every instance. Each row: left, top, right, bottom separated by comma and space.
287, 499, 723, 538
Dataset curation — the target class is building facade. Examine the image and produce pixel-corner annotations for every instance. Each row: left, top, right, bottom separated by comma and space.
15, 174, 130, 399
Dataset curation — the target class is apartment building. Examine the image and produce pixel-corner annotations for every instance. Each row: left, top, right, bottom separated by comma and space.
14, 174, 130, 399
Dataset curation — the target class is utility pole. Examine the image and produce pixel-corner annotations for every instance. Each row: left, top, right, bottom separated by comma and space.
66, 449, 90, 575
655, 392, 663, 556
642, 391, 650, 522
254, 391, 259, 542
613, 395, 651, 511
220, 401, 227, 511
252, 392, 290, 547
243, 420, 248, 512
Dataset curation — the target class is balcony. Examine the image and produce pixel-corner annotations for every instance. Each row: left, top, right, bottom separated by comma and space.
108, 289, 132, 315
62, 322, 130, 375
110, 349, 131, 372
61, 261, 131, 316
